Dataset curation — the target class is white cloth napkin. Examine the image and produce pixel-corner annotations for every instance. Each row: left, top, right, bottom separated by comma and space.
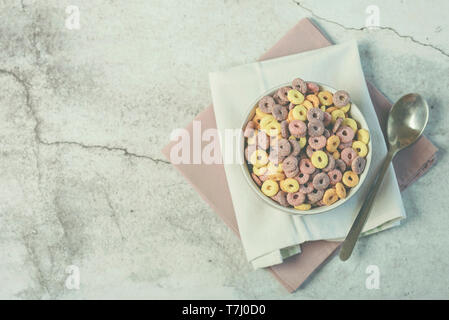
209, 41, 406, 269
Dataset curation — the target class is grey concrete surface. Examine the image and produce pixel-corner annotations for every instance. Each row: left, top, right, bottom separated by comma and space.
0, 0, 448, 299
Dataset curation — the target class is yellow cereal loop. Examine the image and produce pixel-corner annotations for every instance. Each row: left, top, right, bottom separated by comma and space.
318, 91, 333, 106
333, 150, 340, 159
267, 172, 285, 181
294, 203, 311, 211
283, 178, 299, 193
326, 135, 340, 152
335, 182, 346, 199
255, 107, 270, 118
299, 136, 307, 149
343, 118, 358, 131
301, 100, 314, 110
357, 129, 370, 144
268, 162, 283, 174
323, 188, 339, 206
352, 141, 368, 157
287, 89, 305, 105
260, 115, 276, 129
320, 105, 326, 112
261, 180, 279, 197
306, 94, 320, 108
253, 165, 267, 176
292, 105, 308, 121
288, 135, 297, 141
250, 150, 268, 167
263, 121, 281, 136
342, 171, 359, 188
340, 103, 351, 113
311, 150, 328, 169
331, 109, 345, 124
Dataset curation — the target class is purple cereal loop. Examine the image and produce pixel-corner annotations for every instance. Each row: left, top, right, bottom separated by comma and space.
338, 141, 352, 150
308, 135, 326, 149
272, 104, 288, 121
284, 166, 300, 178
351, 156, 366, 174
333, 90, 350, 107
273, 138, 291, 157
306, 145, 315, 158
323, 112, 332, 127
307, 189, 324, 203
283, 155, 298, 171
251, 173, 262, 187
288, 120, 307, 138
244, 120, 256, 137
336, 126, 355, 143
280, 120, 290, 138
312, 172, 330, 190
341, 147, 357, 166
307, 107, 324, 122
256, 131, 270, 150
268, 150, 284, 164
299, 182, 314, 194
292, 78, 307, 94
322, 152, 335, 172
272, 191, 289, 207
288, 102, 296, 111
277, 86, 292, 104
287, 192, 306, 206
332, 117, 343, 133
258, 96, 275, 113
299, 158, 316, 175
306, 82, 320, 94
289, 139, 301, 157
335, 159, 346, 172
328, 169, 342, 185
295, 172, 310, 185
323, 129, 330, 139
307, 119, 325, 137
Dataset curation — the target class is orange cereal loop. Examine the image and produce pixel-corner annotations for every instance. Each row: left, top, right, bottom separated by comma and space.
342, 171, 359, 188
322, 188, 339, 206
326, 106, 338, 114
252, 113, 263, 129
326, 135, 340, 152
287, 109, 295, 122
306, 94, 320, 108
333, 150, 340, 159
335, 182, 347, 199
318, 91, 333, 106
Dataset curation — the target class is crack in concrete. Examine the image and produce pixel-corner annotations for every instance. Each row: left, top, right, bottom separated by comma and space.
21, 234, 50, 298
292, 0, 449, 59
0, 68, 170, 165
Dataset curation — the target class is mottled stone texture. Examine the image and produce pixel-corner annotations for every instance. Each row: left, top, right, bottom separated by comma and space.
0, 0, 447, 299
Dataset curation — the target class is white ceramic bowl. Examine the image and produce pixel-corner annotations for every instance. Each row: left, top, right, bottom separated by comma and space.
240, 82, 372, 215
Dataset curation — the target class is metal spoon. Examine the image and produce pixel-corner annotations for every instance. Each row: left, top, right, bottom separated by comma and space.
339, 93, 429, 261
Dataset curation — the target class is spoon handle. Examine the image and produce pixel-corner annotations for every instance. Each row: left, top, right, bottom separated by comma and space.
339, 149, 396, 261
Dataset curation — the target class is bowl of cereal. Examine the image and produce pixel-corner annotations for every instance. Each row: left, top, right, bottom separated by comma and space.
241, 78, 372, 215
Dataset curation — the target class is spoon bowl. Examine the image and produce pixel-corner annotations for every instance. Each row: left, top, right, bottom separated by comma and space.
387, 93, 429, 151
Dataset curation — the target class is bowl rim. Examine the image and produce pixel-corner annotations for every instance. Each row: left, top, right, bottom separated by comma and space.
240, 81, 372, 216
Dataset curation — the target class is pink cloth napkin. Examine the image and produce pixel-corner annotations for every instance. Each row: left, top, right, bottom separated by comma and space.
161, 18, 438, 292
